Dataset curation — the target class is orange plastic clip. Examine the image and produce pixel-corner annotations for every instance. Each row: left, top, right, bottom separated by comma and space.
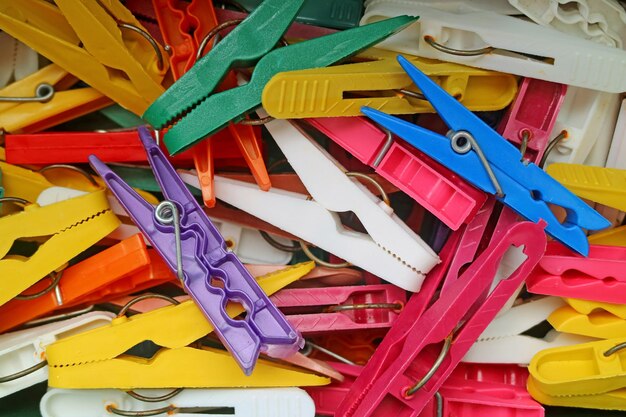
153, 0, 270, 207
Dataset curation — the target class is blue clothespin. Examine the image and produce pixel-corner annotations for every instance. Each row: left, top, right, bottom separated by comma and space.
362, 55, 610, 256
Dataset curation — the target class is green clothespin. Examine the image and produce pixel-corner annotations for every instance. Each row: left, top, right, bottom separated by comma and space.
143, 0, 305, 129
110, 165, 202, 197
161, 15, 418, 155
234, 0, 364, 29
100, 104, 145, 128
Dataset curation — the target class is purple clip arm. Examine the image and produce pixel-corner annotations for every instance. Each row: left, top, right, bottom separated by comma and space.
89, 127, 302, 375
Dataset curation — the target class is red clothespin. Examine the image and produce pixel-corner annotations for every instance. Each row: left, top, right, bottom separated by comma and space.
0, 235, 175, 333
335, 220, 547, 417
308, 329, 389, 365
308, 116, 487, 231
526, 241, 626, 304
270, 285, 406, 334
497, 78, 567, 164
152, 0, 270, 207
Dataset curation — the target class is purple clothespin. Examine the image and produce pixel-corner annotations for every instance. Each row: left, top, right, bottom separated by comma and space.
88, 126, 303, 375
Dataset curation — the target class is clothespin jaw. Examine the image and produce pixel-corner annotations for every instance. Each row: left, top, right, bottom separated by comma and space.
362, 55, 610, 256
89, 127, 302, 375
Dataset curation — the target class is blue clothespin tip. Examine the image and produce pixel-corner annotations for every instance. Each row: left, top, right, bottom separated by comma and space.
361, 55, 610, 256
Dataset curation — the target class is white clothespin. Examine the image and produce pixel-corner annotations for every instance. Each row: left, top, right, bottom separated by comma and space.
196, 113, 440, 292
463, 297, 595, 364
361, 2, 626, 92
40, 387, 315, 417
606, 98, 626, 170
0, 312, 114, 398
508, 0, 626, 48
0, 32, 38, 88
543, 88, 621, 167
364, 0, 520, 14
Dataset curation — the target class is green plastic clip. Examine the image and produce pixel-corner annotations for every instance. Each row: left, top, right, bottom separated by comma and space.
100, 104, 145, 128
163, 15, 418, 155
235, 0, 364, 29
110, 165, 202, 197
143, 0, 305, 129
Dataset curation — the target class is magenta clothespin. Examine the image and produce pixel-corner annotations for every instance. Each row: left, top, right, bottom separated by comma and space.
305, 362, 363, 416
308, 116, 487, 231
527, 241, 626, 304
497, 78, 567, 164
452, 362, 530, 387
270, 284, 406, 334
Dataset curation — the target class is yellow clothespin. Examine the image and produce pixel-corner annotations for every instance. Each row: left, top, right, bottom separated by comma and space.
589, 225, 626, 247
0, 189, 120, 306
261, 47, 518, 118
46, 262, 330, 389
549, 301, 625, 339
527, 375, 626, 411
547, 163, 626, 212
0, 0, 166, 115
529, 337, 626, 397
565, 298, 626, 319
0, 63, 111, 133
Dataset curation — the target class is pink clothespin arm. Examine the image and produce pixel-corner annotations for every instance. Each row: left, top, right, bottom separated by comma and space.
497, 78, 567, 164
452, 362, 529, 387
308, 117, 486, 231
335, 220, 547, 417
305, 362, 363, 416
270, 285, 406, 334
526, 241, 626, 304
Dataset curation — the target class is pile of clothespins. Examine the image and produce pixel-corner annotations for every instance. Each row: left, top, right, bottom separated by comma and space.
1, 0, 626, 416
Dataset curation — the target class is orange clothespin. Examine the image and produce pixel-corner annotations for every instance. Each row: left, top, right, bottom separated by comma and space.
152, 0, 270, 207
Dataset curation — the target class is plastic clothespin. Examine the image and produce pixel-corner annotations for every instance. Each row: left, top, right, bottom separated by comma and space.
463, 297, 594, 364
542, 88, 621, 167
45, 263, 330, 388
526, 241, 626, 304
335, 220, 547, 417
362, 55, 609, 256
549, 303, 626, 340
0, 166, 4, 209
203, 114, 440, 292
360, 3, 626, 93
235, 0, 363, 29
0, 0, 167, 115
89, 127, 301, 375
497, 78, 567, 164
308, 116, 487, 231
262, 47, 518, 119
0, 189, 120, 306
527, 375, 626, 411
0, 235, 174, 333
0, 311, 114, 398
452, 362, 531, 387
145, 13, 418, 155
152, 0, 270, 208
0, 32, 38, 87
0, 64, 111, 134
41, 387, 315, 417
270, 284, 406, 334
607, 98, 626, 170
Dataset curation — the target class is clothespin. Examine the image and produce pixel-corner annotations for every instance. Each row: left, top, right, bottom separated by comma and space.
144, 11, 418, 155
261, 47, 518, 119
497, 78, 567, 164
528, 337, 626, 410
0, 189, 120, 306
0, 32, 38, 87
0, 0, 167, 115
204, 114, 440, 292
89, 127, 301, 375
607, 98, 626, 170
565, 297, 626, 318
40, 387, 315, 417
362, 55, 609, 255
0, 311, 114, 398
463, 297, 594, 364
360, 3, 626, 93
305, 362, 362, 416
549, 298, 626, 339
542, 88, 621, 167
0, 166, 4, 209
270, 284, 406, 334
0, 64, 111, 134
335, 220, 547, 416
152, 0, 270, 207
45, 263, 329, 388
452, 362, 530, 387
0, 235, 175, 333
526, 242, 626, 304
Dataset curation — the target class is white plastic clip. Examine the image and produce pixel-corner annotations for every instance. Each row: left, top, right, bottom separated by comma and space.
0, 312, 114, 398
40, 387, 315, 417
0, 32, 38, 88
606, 98, 626, 170
361, 2, 626, 92
463, 297, 595, 364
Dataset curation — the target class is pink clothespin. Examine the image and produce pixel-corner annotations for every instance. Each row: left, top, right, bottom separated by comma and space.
527, 242, 626, 304
452, 362, 530, 387
497, 78, 567, 164
307, 117, 487, 231
335, 220, 547, 417
305, 362, 363, 416
270, 285, 406, 334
